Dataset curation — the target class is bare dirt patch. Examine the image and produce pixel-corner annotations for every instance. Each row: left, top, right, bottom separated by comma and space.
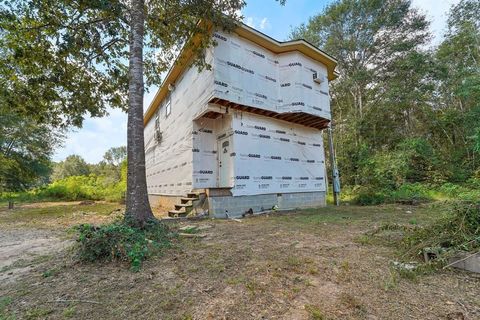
0, 228, 70, 284
1, 203, 479, 319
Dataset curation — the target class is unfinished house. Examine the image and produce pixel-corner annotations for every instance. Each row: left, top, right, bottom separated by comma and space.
144, 23, 337, 218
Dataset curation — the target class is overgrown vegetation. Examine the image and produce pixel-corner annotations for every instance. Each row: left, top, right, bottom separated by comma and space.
75, 220, 174, 271
0, 152, 127, 204
402, 202, 480, 262
344, 181, 480, 205
359, 201, 480, 273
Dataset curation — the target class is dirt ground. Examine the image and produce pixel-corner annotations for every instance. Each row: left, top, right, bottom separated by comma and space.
0, 202, 479, 320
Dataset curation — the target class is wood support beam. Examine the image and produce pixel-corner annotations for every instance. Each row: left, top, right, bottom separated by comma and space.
204, 98, 331, 130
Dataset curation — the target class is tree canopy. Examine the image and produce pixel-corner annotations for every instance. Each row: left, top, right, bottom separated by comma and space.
51, 154, 90, 181
0, 0, 245, 128
291, 0, 480, 188
0, 106, 63, 192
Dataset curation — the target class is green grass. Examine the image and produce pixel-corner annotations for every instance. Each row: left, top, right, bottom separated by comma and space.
0, 296, 14, 320
0, 202, 122, 225
304, 304, 327, 320
274, 203, 441, 230
339, 182, 480, 205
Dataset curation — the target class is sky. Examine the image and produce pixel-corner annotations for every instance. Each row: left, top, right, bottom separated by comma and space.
53, 0, 460, 164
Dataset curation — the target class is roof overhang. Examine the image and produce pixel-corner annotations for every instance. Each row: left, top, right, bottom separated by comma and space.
144, 22, 337, 125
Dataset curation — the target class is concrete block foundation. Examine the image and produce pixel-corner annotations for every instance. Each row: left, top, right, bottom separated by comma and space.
208, 191, 326, 218
148, 191, 326, 218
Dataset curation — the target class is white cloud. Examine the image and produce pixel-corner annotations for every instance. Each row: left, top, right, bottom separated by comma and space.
244, 16, 255, 28
259, 17, 270, 30
243, 16, 270, 31
411, 0, 460, 45
53, 84, 161, 164
53, 107, 127, 164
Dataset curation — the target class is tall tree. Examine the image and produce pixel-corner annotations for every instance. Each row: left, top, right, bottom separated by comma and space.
51, 154, 90, 181
127, 0, 150, 223
291, 0, 431, 185
0, 106, 62, 191
1, 0, 247, 226
103, 146, 127, 167
430, 0, 480, 179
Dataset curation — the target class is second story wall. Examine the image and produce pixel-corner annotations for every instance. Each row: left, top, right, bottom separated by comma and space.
212, 31, 331, 120
145, 49, 215, 195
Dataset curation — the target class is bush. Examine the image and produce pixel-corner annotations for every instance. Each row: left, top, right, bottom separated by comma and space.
390, 183, 432, 201
0, 174, 126, 204
0, 162, 127, 204
403, 202, 480, 261
352, 186, 390, 205
75, 220, 173, 271
348, 182, 480, 205
356, 138, 439, 190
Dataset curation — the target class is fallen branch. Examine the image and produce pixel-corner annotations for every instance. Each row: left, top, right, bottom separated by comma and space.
178, 233, 207, 238
47, 299, 103, 305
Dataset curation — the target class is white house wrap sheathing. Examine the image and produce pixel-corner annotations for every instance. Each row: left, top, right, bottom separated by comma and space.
211, 31, 331, 120
191, 116, 231, 189
191, 111, 326, 196
145, 50, 214, 196
229, 112, 326, 196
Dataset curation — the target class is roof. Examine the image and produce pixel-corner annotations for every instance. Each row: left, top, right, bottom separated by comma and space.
144, 22, 337, 125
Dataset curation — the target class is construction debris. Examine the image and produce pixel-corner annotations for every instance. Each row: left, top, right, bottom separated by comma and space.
444, 252, 480, 273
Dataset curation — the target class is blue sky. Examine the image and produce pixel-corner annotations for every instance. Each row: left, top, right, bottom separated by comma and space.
53, 0, 459, 163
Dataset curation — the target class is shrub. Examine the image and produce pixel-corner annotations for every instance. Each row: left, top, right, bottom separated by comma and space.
353, 186, 389, 205
390, 183, 432, 201
348, 182, 480, 205
403, 202, 480, 261
356, 138, 439, 190
75, 220, 173, 271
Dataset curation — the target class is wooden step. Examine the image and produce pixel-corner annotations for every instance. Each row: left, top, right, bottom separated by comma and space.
175, 203, 192, 208
181, 197, 198, 202
175, 204, 192, 211
168, 209, 188, 217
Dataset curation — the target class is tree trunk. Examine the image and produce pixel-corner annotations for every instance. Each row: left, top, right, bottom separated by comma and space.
125, 0, 155, 227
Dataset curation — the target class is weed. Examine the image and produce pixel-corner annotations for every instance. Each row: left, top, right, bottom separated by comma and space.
396, 267, 417, 281
337, 261, 351, 282
75, 220, 173, 271
402, 202, 480, 262
180, 227, 199, 234
286, 256, 303, 268
383, 269, 399, 291
62, 306, 76, 318
308, 266, 319, 275
245, 279, 260, 295
355, 234, 373, 245
25, 307, 53, 319
225, 276, 243, 285
340, 292, 367, 316
42, 269, 56, 278
304, 304, 327, 320
0, 296, 14, 320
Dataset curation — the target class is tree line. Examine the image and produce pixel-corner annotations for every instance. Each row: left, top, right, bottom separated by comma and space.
291, 0, 480, 202
0, 139, 127, 202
